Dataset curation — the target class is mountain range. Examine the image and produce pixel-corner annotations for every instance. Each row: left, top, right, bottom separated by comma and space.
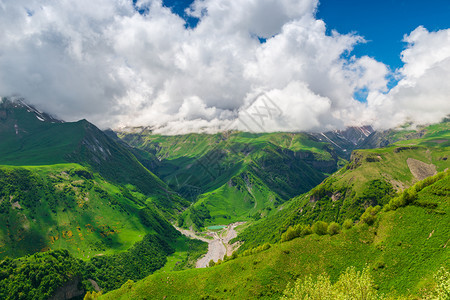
0, 97, 448, 299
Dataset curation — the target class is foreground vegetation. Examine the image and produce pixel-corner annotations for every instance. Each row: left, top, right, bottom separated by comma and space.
282, 266, 450, 300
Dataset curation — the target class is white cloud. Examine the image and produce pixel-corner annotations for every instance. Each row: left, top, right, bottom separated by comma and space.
366, 26, 450, 129
0, 0, 447, 133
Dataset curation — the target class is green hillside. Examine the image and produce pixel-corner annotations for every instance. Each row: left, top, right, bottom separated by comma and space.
117, 130, 342, 228
0, 163, 177, 259
102, 171, 450, 299
236, 123, 449, 250
0, 98, 187, 218
0, 162, 209, 296
0, 99, 200, 296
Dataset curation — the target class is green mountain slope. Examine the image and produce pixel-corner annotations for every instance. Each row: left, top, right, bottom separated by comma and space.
0, 98, 187, 217
0, 163, 177, 260
102, 172, 450, 299
236, 122, 449, 250
359, 119, 450, 149
117, 130, 344, 228
0, 98, 200, 293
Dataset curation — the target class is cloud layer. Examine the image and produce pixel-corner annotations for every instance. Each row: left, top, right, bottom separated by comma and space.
0, 0, 448, 133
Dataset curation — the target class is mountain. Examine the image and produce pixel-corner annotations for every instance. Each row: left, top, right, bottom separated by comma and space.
0, 98, 202, 294
359, 121, 450, 149
310, 125, 374, 158
0, 98, 187, 217
236, 121, 449, 250
1, 97, 448, 299
116, 130, 349, 229
102, 170, 450, 299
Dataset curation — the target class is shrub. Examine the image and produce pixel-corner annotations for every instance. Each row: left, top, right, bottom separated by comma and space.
301, 225, 313, 236
84, 291, 102, 300
432, 267, 450, 299
281, 267, 379, 300
260, 243, 271, 251
281, 227, 298, 242
343, 219, 353, 230
360, 206, 381, 225
312, 221, 328, 236
281, 224, 313, 242
327, 222, 341, 235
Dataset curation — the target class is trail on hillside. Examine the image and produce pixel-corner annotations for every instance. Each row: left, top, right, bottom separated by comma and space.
175, 222, 245, 268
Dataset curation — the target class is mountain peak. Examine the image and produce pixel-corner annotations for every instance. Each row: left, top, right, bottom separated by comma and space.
1, 97, 63, 124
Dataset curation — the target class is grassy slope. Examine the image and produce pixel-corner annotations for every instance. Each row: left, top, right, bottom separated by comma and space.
102, 173, 450, 299
118, 130, 337, 228
0, 101, 188, 219
0, 164, 177, 260
360, 120, 450, 149
0, 100, 203, 293
236, 122, 449, 250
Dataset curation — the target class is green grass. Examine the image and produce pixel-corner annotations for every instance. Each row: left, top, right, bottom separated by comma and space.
0, 101, 188, 219
120, 130, 334, 229
101, 173, 450, 299
0, 164, 176, 260
235, 138, 449, 251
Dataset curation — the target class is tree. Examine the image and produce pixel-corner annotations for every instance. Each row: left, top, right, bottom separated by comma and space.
343, 219, 353, 230
360, 206, 381, 225
312, 221, 328, 236
327, 222, 341, 235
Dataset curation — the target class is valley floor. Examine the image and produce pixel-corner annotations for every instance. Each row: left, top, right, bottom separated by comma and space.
175, 222, 245, 268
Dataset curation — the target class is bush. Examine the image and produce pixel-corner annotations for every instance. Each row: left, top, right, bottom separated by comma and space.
432, 267, 450, 299
312, 221, 328, 236
301, 225, 313, 236
281, 224, 313, 242
84, 291, 102, 300
281, 227, 298, 242
360, 206, 381, 225
343, 219, 353, 230
281, 266, 379, 300
327, 222, 341, 235
384, 170, 448, 212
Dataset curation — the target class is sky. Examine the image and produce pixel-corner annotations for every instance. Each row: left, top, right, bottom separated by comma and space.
0, 0, 449, 133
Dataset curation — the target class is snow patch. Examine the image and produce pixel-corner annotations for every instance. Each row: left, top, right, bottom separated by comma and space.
320, 133, 343, 150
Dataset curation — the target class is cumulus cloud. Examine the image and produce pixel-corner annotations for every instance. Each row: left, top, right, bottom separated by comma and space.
365, 26, 450, 129
0, 0, 447, 133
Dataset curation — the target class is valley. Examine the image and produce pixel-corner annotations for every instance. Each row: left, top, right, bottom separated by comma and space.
2, 2, 450, 299
0, 98, 448, 299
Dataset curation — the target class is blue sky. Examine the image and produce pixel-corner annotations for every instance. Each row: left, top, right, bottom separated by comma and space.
161, 0, 450, 71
